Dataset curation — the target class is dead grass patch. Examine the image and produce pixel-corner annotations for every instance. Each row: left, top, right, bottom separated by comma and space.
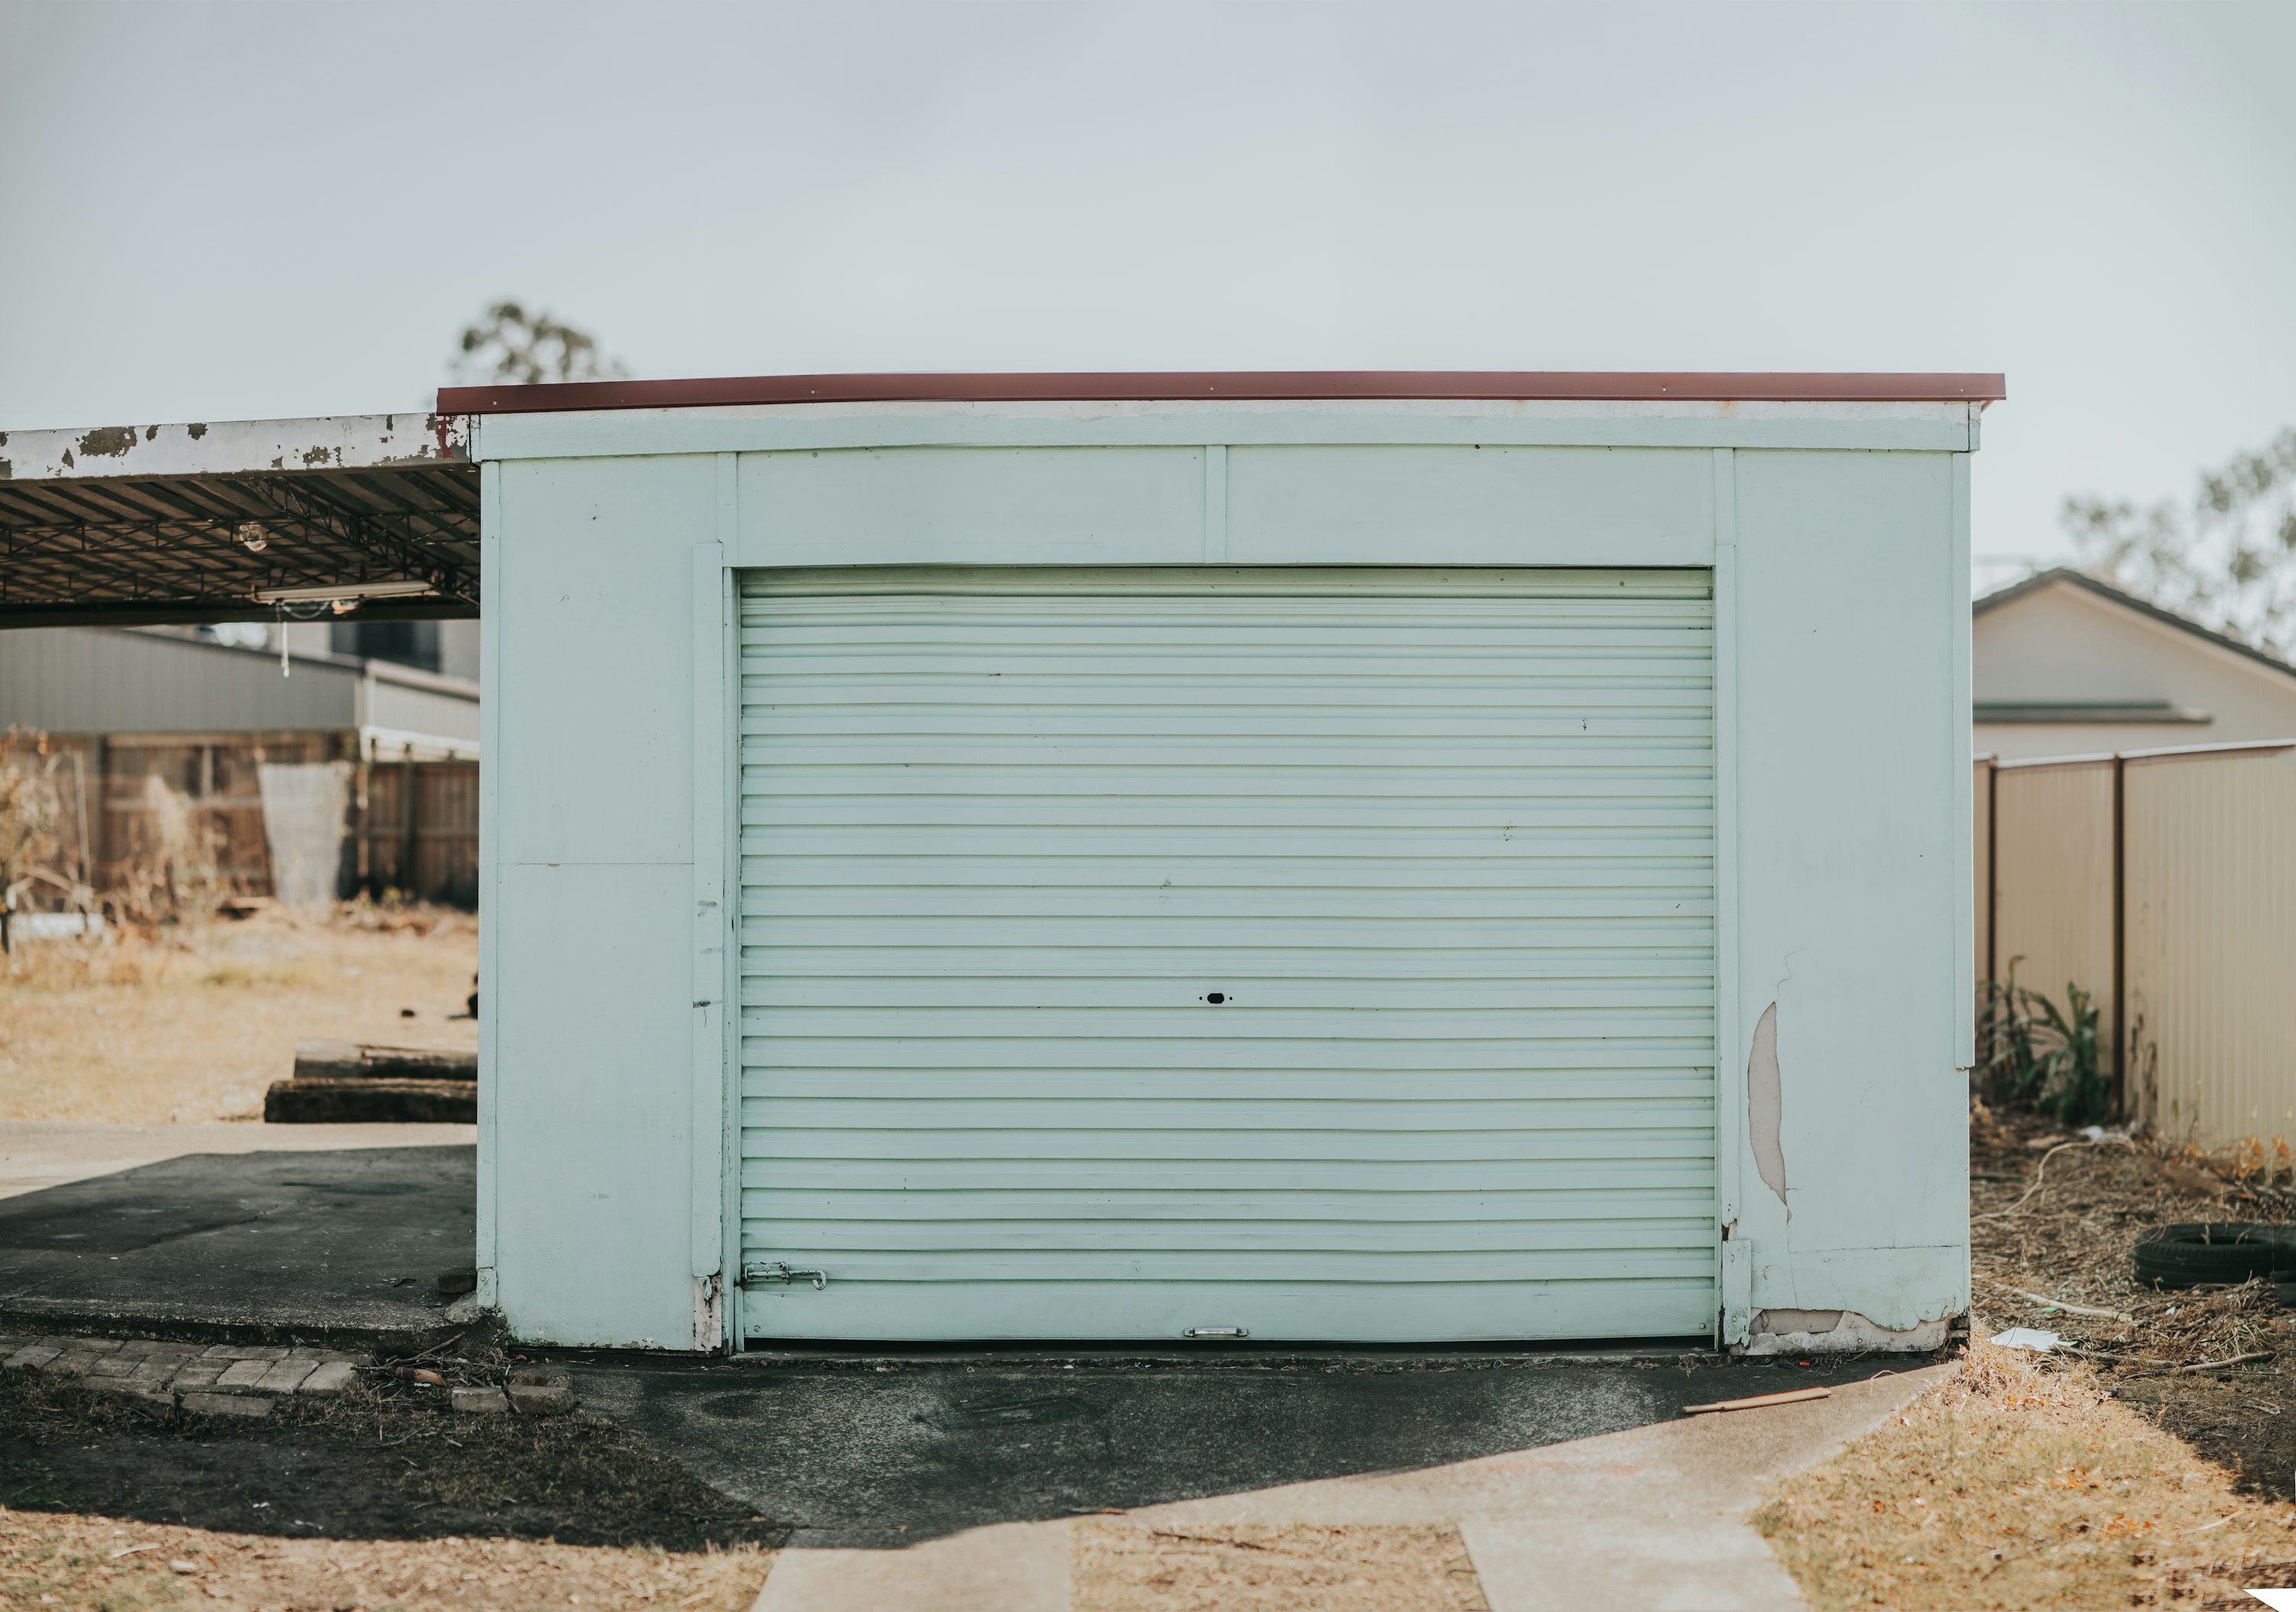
0, 1506, 770, 1610
1071, 1522, 1489, 1612
0, 906, 475, 1124
1756, 1341, 2296, 1609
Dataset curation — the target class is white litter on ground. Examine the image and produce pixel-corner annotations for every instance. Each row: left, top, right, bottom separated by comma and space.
1988, 1327, 2066, 1353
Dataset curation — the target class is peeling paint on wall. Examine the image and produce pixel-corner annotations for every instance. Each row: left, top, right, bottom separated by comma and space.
1745, 1308, 1949, 1354
1748, 1000, 1789, 1213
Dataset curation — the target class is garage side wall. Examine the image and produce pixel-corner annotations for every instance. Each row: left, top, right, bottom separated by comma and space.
1730, 450, 1971, 1340
484, 453, 717, 1347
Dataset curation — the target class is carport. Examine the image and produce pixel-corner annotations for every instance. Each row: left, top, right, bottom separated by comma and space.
0, 414, 477, 627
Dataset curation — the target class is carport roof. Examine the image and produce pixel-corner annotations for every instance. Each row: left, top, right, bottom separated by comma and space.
0, 414, 477, 628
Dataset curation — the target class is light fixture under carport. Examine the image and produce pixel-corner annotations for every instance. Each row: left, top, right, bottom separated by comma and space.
251, 579, 439, 605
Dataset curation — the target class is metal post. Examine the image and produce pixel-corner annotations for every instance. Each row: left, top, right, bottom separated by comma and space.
402, 745, 419, 898
2112, 754, 2127, 1098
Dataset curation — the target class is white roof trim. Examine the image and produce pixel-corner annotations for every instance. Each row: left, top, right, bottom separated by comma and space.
0, 415, 469, 481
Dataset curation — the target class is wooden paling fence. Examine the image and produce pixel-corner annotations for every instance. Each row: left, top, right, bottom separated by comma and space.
18, 737, 476, 909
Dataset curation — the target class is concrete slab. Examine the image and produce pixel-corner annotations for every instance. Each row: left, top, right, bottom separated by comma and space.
1127, 1366, 1949, 1611
0, 1141, 474, 1346
0, 1120, 474, 1200
578, 1354, 1947, 1612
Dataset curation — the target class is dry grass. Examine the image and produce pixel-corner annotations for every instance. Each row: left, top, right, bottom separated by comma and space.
1970, 1105, 2296, 1374
1072, 1522, 1489, 1612
1758, 1110, 2296, 1609
1756, 1340, 2296, 1609
0, 1506, 771, 1610
0, 904, 475, 1124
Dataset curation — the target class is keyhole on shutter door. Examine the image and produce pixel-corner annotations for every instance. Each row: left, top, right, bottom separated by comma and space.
1202, 992, 1228, 1005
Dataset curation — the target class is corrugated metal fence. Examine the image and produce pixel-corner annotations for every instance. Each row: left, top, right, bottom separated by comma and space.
1978, 740, 2296, 1147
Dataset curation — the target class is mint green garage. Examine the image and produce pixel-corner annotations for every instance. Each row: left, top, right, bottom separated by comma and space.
463, 373, 1997, 1354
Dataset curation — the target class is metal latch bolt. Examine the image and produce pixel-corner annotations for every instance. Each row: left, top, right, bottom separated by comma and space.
1182, 1326, 1248, 1339
739, 1261, 828, 1291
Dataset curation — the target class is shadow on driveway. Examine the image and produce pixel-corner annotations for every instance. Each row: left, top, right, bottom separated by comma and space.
573, 1350, 1889, 1548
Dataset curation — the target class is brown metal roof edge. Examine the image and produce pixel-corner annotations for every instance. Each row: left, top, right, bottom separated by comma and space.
439, 370, 2007, 416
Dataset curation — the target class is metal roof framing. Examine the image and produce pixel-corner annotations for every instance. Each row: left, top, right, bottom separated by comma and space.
0, 418, 478, 628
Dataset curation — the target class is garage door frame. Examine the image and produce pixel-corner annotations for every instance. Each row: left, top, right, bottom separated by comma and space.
686, 442, 1750, 1352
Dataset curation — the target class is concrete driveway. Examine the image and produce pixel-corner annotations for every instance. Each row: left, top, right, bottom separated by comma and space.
572, 1350, 1951, 1611
0, 1121, 474, 1346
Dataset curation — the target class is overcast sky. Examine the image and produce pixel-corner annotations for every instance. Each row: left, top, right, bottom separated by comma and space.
4, 1, 2292, 583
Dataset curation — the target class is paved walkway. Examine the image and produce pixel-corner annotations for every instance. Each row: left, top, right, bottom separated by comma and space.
577, 1350, 1949, 1611
743, 1366, 1950, 1610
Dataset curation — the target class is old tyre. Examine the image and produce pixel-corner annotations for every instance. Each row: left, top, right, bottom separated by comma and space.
2133, 1222, 2296, 1290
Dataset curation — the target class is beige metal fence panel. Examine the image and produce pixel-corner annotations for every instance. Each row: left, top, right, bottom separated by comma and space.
2123, 745, 2296, 1144
1990, 759, 2116, 1044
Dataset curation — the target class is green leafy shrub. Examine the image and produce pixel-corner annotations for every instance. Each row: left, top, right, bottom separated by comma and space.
1975, 958, 2112, 1125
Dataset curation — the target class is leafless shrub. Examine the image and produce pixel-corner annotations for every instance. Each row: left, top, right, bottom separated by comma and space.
0, 726, 64, 954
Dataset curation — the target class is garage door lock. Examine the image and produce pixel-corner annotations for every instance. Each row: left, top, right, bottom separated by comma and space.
739, 1261, 829, 1291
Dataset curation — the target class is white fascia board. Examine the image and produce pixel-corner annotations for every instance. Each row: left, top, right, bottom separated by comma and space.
471, 398, 1977, 462
0, 414, 469, 479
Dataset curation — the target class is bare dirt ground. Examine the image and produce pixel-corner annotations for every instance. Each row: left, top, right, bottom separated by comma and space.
0, 1348, 778, 1610
0, 904, 477, 1125
1760, 1110, 2296, 1608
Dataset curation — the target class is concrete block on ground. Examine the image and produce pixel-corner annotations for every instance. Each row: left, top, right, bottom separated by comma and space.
253, 1359, 318, 1395
84, 1357, 136, 1379
450, 1385, 507, 1415
265, 1078, 476, 1124
46, 1353, 107, 1379
216, 1359, 274, 1390
169, 1362, 227, 1391
298, 1360, 359, 1397
203, 1346, 291, 1362
507, 1382, 575, 1416
181, 1392, 274, 1421
6, 1346, 61, 1372
295, 1039, 478, 1083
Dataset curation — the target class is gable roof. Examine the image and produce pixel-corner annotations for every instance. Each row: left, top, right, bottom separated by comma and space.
1975, 567, 2296, 685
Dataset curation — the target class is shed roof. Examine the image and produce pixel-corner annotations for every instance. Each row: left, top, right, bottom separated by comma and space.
0, 415, 477, 628
439, 370, 2007, 416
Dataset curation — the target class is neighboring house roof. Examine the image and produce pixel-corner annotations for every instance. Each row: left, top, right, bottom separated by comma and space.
1975, 567, 2296, 687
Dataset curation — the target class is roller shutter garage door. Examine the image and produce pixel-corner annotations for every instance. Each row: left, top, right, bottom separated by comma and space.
735, 567, 1716, 1343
